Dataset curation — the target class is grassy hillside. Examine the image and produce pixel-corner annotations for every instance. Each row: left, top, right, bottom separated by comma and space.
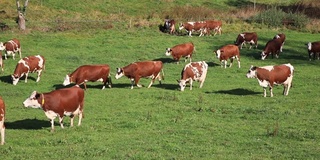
0, 0, 320, 159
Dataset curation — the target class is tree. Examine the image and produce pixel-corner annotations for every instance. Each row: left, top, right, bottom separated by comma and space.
16, 0, 29, 30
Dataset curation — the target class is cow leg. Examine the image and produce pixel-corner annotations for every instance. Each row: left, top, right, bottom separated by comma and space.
4, 53, 7, 60
58, 116, 64, 129
50, 119, 55, 132
263, 87, 267, 97
24, 73, 29, 83
19, 49, 22, 58
78, 111, 83, 126
270, 87, 274, 97
70, 115, 75, 127
236, 56, 241, 68
188, 31, 192, 37
189, 79, 193, 90
229, 59, 233, 68
36, 70, 42, 82
0, 121, 4, 145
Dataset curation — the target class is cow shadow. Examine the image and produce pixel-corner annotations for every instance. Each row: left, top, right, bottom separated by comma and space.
206, 88, 261, 95
0, 75, 12, 84
152, 58, 173, 64
153, 83, 178, 90
207, 61, 220, 67
6, 118, 49, 130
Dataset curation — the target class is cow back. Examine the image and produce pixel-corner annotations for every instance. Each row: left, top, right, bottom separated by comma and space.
5, 38, 20, 51
257, 64, 293, 83
264, 39, 282, 52
219, 44, 240, 60
124, 61, 162, 78
171, 42, 194, 57
70, 65, 110, 82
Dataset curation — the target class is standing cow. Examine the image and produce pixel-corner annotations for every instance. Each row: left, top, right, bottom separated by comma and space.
115, 61, 164, 89
234, 32, 258, 49
0, 38, 21, 60
177, 61, 208, 91
165, 42, 195, 63
63, 64, 112, 90
274, 33, 286, 52
204, 20, 222, 36
306, 41, 320, 61
246, 63, 294, 97
261, 38, 283, 60
214, 44, 241, 68
12, 55, 45, 85
179, 21, 207, 37
0, 96, 5, 145
23, 85, 85, 132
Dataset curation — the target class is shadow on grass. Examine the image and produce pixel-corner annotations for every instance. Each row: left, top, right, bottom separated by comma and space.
152, 57, 174, 64
0, 75, 12, 84
207, 88, 261, 95
6, 118, 49, 130
153, 83, 178, 90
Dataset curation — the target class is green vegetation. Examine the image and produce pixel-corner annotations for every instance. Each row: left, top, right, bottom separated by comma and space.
0, 0, 319, 159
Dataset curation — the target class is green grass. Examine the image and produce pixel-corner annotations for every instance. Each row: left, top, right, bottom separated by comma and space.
0, 0, 319, 159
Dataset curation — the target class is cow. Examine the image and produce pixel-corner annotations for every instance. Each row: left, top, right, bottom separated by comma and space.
115, 61, 164, 89
0, 51, 3, 72
234, 32, 258, 49
164, 19, 176, 34
273, 33, 286, 52
63, 64, 112, 90
12, 55, 45, 85
261, 38, 283, 60
0, 38, 21, 60
23, 85, 85, 132
177, 61, 208, 91
214, 44, 240, 68
306, 41, 320, 61
179, 21, 207, 37
0, 96, 5, 145
165, 42, 195, 63
246, 63, 294, 97
204, 20, 222, 36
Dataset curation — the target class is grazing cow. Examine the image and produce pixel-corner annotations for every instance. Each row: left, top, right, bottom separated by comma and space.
234, 32, 258, 49
12, 55, 45, 85
23, 85, 85, 132
179, 21, 207, 37
164, 19, 176, 34
0, 51, 3, 72
214, 44, 240, 68
165, 42, 195, 63
0, 38, 21, 60
306, 41, 320, 61
273, 33, 286, 52
63, 64, 112, 90
115, 61, 164, 89
204, 20, 222, 36
0, 97, 5, 145
177, 61, 208, 91
246, 63, 294, 97
261, 38, 283, 60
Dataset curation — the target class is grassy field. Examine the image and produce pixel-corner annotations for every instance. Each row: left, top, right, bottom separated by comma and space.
0, 0, 320, 159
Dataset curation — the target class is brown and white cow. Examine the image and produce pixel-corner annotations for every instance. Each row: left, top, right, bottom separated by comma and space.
246, 63, 294, 97
23, 85, 85, 132
115, 61, 164, 89
0, 38, 21, 60
165, 42, 195, 63
204, 20, 222, 36
273, 33, 286, 52
214, 44, 240, 68
177, 61, 208, 91
0, 51, 3, 72
0, 96, 5, 145
179, 21, 207, 37
261, 38, 283, 60
63, 64, 112, 90
12, 55, 45, 85
164, 19, 176, 34
306, 41, 320, 61
234, 32, 258, 49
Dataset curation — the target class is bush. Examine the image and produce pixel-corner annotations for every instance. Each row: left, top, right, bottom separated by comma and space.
248, 7, 309, 30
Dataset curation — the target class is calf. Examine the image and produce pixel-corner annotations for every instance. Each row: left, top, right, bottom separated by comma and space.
0, 97, 5, 145
246, 63, 294, 97
177, 61, 208, 91
273, 33, 286, 52
261, 38, 282, 60
165, 42, 195, 63
204, 20, 222, 36
23, 85, 85, 132
0, 38, 21, 60
115, 61, 164, 89
164, 19, 176, 34
214, 44, 240, 68
12, 55, 45, 85
234, 32, 258, 49
63, 64, 112, 90
179, 21, 206, 37
306, 41, 320, 61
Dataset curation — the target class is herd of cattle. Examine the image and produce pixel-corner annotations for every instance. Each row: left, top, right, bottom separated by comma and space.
0, 21, 319, 144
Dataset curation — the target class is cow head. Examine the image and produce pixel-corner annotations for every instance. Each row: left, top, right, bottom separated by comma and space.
246, 65, 257, 78
63, 75, 71, 86
165, 48, 172, 56
178, 23, 184, 30
261, 51, 267, 60
177, 79, 187, 91
11, 74, 21, 85
23, 91, 42, 109
0, 42, 5, 51
234, 34, 245, 46
115, 68, 124, 79
215, 49, 222, 59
